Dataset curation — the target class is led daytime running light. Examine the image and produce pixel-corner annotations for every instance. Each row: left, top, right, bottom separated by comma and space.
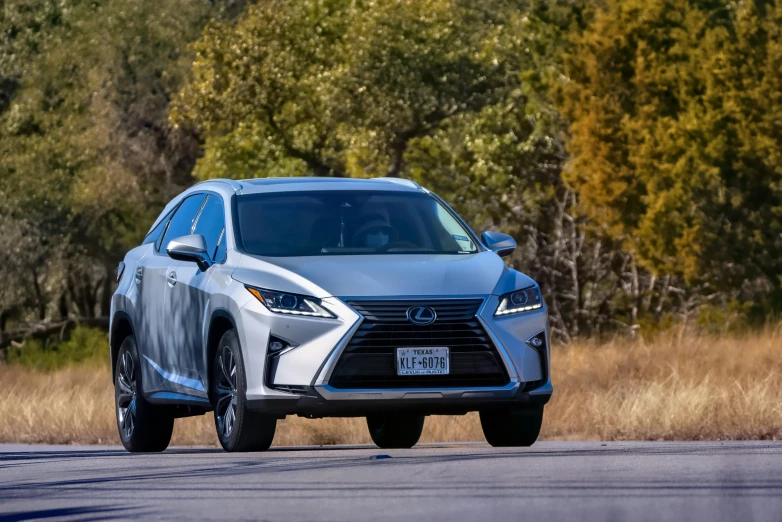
267, 308, 328, 317
495, 286, 543, 316
495, 303, 543, 315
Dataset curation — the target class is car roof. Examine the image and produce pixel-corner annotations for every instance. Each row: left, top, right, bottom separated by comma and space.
195, 176, 427, 195
150, 176, 428, 235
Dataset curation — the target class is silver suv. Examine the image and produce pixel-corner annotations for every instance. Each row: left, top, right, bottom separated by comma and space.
110, 177, 551, 452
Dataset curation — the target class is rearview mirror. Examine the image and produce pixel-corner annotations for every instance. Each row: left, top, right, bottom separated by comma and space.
166, 234, 212, 271
481, 231, 516, 258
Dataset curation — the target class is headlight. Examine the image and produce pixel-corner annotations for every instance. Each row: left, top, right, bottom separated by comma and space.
245, 286, 336, 318
495, 286, 543, 316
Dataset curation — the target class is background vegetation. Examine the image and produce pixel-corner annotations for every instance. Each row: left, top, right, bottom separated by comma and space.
2, 0, 781, 351
3, 327, 780, 444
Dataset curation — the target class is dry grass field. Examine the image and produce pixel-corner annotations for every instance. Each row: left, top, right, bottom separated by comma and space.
2, 326, 781, 446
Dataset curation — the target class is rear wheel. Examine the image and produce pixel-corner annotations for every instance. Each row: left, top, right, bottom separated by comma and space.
480, 407, 544, 447
366, 414, 425, 449
212, 330, 277, 452
114, 336, 174, 452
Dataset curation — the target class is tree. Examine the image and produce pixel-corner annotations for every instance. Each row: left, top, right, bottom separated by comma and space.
174, 0, 674, 338
171, 0, 532, 180
559, 0, 782, 304
0, 0, 217, 322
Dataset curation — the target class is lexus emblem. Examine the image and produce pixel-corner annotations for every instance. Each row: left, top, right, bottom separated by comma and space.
407, 306, 437, 326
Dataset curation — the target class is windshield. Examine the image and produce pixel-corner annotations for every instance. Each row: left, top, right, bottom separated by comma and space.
235, 190, 479, 256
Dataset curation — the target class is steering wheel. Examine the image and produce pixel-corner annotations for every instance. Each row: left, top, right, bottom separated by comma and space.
377, 240, 420, 252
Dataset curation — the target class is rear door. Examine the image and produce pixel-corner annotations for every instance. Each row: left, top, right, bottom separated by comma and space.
165, 194, 227, 394
139, 193, 206, 396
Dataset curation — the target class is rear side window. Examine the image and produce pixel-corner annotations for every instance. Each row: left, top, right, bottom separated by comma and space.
193, 195, 226, 263
159, 194, 207, 254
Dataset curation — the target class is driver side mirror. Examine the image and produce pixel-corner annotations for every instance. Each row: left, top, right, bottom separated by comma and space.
481, 231, 516, 258
166, 234, 212, 271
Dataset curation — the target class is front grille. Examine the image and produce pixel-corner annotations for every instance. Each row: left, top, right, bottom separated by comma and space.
328, 299, 510, 389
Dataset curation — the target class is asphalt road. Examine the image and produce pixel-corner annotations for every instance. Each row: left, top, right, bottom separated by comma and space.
1, 441, 781, 522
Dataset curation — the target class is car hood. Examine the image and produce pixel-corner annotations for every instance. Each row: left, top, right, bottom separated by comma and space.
232, 251, 536, 298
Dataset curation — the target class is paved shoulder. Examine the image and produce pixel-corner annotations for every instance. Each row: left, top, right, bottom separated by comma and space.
1, 442, 781, 521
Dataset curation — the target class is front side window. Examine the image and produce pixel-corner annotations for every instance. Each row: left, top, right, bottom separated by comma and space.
159, 194, 207, 254
193, 194, 226, 263
143, 209, 173, 245
235, 190, 479, 257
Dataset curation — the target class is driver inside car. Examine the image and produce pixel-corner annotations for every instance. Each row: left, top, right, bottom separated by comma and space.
351, 213, 397, 248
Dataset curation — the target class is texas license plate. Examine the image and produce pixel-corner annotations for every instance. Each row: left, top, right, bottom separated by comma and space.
396, 347, 450, 376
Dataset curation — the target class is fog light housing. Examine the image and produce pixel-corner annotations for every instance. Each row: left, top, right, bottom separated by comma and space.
269, 340, 286, 352
266, 335, 298, 391
524, 331, 548, 388
525, 331, 546, 350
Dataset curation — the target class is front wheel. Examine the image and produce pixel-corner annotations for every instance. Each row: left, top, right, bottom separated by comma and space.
114, 336, 174, 452
480, 407, 544, 447
212, 329, 277, 452
366, 414, 425, 449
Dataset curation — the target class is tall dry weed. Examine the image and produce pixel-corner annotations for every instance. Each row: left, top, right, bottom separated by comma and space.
1, 327, 780, 445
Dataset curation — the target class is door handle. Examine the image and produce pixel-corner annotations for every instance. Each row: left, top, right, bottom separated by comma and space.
167, 271, 177, 287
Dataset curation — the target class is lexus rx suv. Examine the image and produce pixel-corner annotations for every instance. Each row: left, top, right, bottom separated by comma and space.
110, 177, 552, 452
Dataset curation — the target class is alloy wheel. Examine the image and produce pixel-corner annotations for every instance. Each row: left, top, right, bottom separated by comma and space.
116, 351, 137, 441
215, 345, 238, 440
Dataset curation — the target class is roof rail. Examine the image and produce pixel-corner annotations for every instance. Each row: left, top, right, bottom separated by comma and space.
371, 177, 424, 190
192, 178, 244, 191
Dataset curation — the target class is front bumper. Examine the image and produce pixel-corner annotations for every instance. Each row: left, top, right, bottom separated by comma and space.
248, 381, 552, 417
237, 295, 552, 415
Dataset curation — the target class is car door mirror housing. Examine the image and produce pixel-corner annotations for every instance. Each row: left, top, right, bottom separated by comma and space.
166, 234, 212, 271
481, 231, 516, 258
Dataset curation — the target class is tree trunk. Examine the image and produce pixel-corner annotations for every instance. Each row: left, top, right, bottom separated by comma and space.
59, 293, 69, 320
30, 267, 46, 320
386, 138, 408, 178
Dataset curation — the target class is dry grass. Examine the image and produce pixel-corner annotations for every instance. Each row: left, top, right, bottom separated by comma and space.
2, 326, 781, 446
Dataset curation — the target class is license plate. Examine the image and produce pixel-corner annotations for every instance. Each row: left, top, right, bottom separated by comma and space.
396, 347, 449, 376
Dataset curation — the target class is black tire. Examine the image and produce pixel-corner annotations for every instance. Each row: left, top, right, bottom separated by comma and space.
366, 414, 425, 449
114, 336, 174, 452
212, 329, 277, 452
479, 407, 544, 447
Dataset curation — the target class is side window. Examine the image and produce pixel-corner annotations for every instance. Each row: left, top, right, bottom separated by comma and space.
193, 194, 226, 262
159, 194, 207, 254
143, 209, 172, 245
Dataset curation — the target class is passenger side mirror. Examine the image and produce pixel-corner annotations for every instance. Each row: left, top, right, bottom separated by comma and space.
166, 234, 212, 271
481, 231, 516, 258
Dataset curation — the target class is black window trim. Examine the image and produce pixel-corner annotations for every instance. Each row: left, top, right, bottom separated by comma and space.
214, 228, 226, 262
191, 193, 228, 264
143, 208, 174, 245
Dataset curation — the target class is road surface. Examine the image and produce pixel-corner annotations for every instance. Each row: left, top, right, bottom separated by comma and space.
1, 441, 781, 521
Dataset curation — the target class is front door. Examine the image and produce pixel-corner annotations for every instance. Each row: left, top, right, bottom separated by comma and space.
162, 194, 227, 398
135, 252, 171, 395
139, 193, 206, 397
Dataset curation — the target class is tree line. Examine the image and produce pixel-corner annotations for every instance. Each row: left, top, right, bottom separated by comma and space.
1, 0, 780, 342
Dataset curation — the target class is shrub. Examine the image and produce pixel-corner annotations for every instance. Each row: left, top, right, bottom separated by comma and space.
6, 326, 108, 370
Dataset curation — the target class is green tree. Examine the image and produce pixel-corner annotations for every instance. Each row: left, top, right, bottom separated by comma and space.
0, 0, 216, 321
172, 0, 538, 182
559, 0, 782, 301
174, 0, 665, 339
